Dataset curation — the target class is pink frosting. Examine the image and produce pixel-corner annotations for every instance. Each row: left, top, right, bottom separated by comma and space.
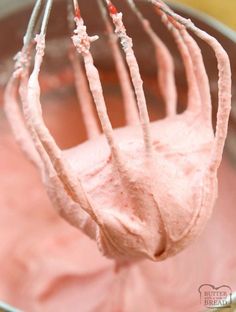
0, 126, 235, 311
59, 111, 216, 262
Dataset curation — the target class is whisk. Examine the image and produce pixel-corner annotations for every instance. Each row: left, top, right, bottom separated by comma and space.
4, 0, 231, 264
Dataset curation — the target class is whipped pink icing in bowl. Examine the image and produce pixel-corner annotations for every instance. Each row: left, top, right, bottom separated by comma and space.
0, 0, 235, 311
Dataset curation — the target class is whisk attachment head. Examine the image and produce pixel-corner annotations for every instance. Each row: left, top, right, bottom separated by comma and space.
4, 0, 231, 263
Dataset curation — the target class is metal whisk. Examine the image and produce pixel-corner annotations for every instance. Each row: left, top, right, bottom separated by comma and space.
4, 0, 231, 264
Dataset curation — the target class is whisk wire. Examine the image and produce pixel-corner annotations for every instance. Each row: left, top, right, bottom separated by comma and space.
107, 1, 153, 158
127, 0, 177, 117
23, 0, 42, 47
149, 0, 231, 171
67, 1, 100, 139
72, 8, 124, 167
40, 0, 53, 36
97, 0, 139, 126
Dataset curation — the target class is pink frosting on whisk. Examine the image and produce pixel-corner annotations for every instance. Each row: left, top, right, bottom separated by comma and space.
4, 0, 231, 266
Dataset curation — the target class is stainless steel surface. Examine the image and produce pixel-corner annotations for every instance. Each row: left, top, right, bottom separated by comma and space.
0, 0, 32, 18
0, 301, 22, 312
